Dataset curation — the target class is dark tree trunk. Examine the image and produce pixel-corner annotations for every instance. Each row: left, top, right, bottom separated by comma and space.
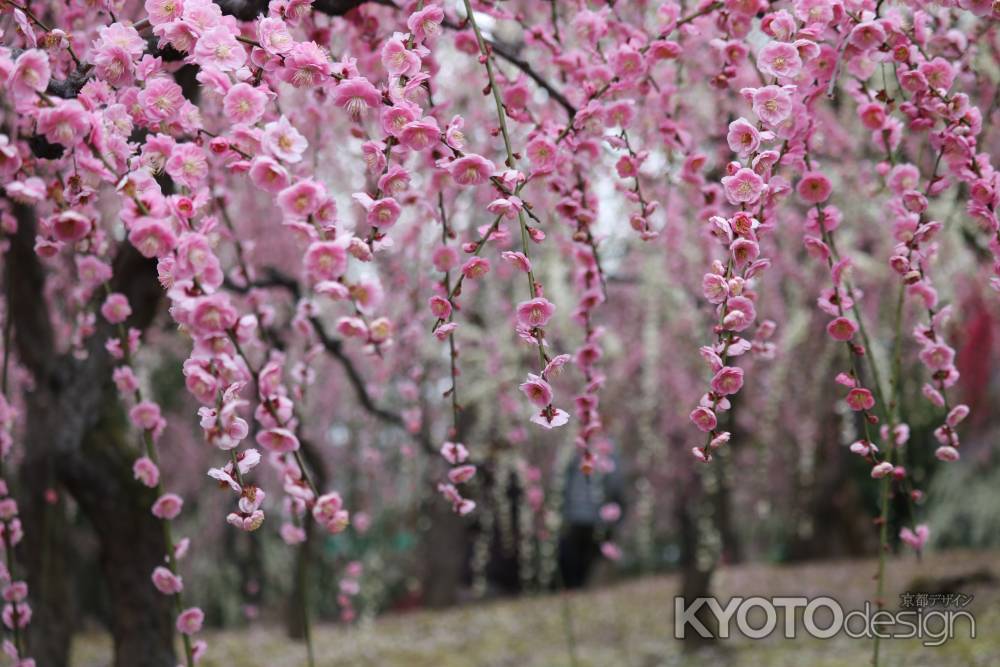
420, 499, 469, 607
287, 437, 327, 638
677, 469, 719, 649
417, 403, 477, 608
62, 399, 176, 667
785, 407, 877, 560
17, 308, 175, 667
8, 200, 172, 666
675, 396, 742, 648
713, 396, 743, 564
19, 439, 74, 667
287, 520, 317, 639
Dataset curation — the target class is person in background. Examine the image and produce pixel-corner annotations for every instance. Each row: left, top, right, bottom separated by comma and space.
559, 445, 625, 588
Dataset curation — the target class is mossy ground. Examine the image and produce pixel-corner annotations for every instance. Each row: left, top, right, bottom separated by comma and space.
72, 549, 999, 666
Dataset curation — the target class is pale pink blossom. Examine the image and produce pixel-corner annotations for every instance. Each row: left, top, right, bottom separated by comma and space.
899, 525, 930, 551
750, 85, 793, 126
176, 607, 203, 635
9, 50, 50, 99
223, 83, 267, 125
152, 493, 184, 520
710, 366, 744, 396
256, 428, 300, 453
461, 257, 490, 279
722, 168, 765, 205
305, 241, 347, 282
440, 441, 469, 465
758, 41, 802, 79
870, 461, 894, 479
333, 78, 381, 117
248, 156, 291, 193
151, 566, 183, 594
407, 4, 445, 42
282, 41, 332, 88
37, 102, 91, 148
165, 143, 208, 189
449, 155, 495, 186
277, 180, 325, 219
257, 17, 294, 55
133, 457, 160, 488
145, 0, 184, 26
530, 408, 570, 429
101, 293, 132, 324
935, 446, 960, 462
726, 118, 760, 157
263, 116, 308, 163
448, 465, 476, 485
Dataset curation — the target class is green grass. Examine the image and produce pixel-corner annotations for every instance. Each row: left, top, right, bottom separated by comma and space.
72, 549, 1000, 666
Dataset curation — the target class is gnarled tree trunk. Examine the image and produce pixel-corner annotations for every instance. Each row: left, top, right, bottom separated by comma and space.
9, 201, 174, 666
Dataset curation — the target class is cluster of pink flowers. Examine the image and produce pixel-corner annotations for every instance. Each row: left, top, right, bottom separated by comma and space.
0, 401, 31, 667
688, 83, 795, 459
884, 160, 968, 464
104, 284, 207, 662
438, 441, 475, 515
336, 561, 364, 623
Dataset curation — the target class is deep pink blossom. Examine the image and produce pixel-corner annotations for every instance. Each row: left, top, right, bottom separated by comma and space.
846, 388, 875, 412
826, 317, 857, 341
52, 212, 92, 243
797, 171, 832, 204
